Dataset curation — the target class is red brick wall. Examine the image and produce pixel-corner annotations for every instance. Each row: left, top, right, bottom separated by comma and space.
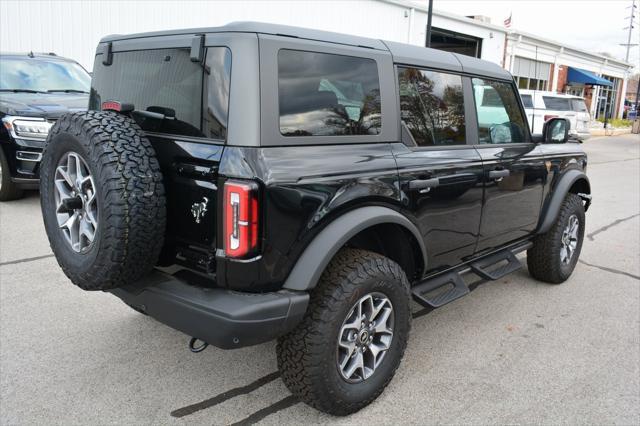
556, 65, 568, 92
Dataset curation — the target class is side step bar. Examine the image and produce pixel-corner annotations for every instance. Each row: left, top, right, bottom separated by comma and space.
411, 241, 531, 309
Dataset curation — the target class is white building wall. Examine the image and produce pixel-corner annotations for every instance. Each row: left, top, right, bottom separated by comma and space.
0, 0, 421, 71
0, 0, 508, 71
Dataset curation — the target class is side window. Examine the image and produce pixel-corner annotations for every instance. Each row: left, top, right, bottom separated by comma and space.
521, 94, 533, 109
278, 49, 381, 136
471, 78, 529, 144
397, 67, 466, 147
90, 47, 231, 139
542, 96, 571, 111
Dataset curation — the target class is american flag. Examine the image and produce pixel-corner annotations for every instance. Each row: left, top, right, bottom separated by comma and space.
504, 13, 512, 28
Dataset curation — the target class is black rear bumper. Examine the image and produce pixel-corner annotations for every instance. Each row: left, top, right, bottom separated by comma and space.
109, 270, 309, 349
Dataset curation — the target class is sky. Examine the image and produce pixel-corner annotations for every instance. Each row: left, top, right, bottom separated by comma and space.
425, 0, 640, 69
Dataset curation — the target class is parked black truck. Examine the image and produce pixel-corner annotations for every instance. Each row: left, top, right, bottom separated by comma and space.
39, 23, 591, 415
0, 53, 90, 200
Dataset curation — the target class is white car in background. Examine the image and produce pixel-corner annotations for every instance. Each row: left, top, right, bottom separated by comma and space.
519, 90, 591, 141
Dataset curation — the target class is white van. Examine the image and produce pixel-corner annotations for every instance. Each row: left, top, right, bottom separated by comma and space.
519, 90, 591, 140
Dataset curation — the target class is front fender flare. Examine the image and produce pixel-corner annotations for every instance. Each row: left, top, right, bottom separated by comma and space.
282, 206, 427, 291
537, 169, 590, 234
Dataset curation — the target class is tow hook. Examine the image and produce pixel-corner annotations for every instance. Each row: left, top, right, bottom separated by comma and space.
189, 337, 209, 353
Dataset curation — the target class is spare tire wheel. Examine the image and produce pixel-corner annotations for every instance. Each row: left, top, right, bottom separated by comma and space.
40, 111, 166, 291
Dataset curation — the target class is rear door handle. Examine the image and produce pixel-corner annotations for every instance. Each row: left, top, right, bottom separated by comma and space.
409, 178, 440, 190
489, 169, 510, 179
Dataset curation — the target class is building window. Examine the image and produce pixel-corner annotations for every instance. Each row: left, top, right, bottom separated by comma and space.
512, 57, 550, 92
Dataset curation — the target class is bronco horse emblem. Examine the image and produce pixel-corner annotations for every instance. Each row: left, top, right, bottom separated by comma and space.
191, 196, 209, 224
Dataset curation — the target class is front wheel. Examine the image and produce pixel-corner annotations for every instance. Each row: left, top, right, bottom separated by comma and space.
527, 193, 585, 283
277, 248, 411, 415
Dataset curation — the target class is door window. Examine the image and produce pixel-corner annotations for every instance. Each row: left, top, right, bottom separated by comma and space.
397, 67, 466, 146
542, 96, 571, 111
520, 94, 533, 109
472, 78, 529, 144
278, 49, 381, 136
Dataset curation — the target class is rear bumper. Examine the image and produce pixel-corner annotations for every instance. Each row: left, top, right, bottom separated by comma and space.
109, 270, 309, 349
570, 130, 591, 141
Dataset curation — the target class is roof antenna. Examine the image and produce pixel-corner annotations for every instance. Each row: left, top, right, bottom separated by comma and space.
28, 51, 34, 58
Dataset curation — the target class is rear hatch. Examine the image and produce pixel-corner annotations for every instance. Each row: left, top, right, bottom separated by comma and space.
89, 44, 232, 274
570, 98, 591, 133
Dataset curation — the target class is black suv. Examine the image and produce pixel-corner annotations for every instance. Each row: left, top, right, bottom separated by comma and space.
0, 53, 90, 200
39, 23, 591, 415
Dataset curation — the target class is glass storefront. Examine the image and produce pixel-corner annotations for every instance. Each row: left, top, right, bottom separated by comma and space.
595, 76, 619, 120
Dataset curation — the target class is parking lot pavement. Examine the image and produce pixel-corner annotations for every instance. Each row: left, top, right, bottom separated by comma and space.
1, 134, 638, 425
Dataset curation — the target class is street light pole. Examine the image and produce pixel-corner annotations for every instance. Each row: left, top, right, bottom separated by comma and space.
426, 0, 433, 47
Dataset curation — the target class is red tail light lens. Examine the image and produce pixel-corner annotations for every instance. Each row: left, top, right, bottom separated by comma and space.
223, 180, 259, 258
102, 101, 122, 111
544, 114, 558, 122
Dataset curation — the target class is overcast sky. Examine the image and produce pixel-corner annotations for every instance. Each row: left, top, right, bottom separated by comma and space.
427, 0, 640, 68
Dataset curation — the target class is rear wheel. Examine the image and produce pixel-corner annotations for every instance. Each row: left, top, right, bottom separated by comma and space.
277, 248, 411, 415
527, 193, 585, 283
0, 148, 24, 201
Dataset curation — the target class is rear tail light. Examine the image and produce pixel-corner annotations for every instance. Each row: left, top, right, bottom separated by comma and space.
223, 180, 259, 258
544, 114, 558, 122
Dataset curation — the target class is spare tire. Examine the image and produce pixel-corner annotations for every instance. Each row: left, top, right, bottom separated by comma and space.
40, 111, 166, 291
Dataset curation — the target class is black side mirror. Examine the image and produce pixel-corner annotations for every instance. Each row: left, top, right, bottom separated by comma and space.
542, 117, 570, 144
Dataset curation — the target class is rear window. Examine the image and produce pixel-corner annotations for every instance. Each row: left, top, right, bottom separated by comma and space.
520, 94, 533, 108
571, 99, 588, 112
542, 96, 571, 111
89, 47, 231, 140
278, 49, 381, 136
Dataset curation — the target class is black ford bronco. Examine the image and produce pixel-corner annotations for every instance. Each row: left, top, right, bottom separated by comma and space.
39, 22, 591, 415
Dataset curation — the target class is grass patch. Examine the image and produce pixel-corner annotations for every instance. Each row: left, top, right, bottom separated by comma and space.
596, 117, 633, 127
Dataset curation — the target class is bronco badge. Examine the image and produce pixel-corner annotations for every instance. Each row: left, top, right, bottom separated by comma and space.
191, 196, 209, 224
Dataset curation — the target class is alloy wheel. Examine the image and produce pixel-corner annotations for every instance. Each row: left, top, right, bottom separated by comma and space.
337, 292, 394, 383
560, 214, 579, 265
54, 152, 98, 253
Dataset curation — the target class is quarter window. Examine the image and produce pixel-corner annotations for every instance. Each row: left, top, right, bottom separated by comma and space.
278, 50, 381, 136
397, 67, 466, 147
472, 78, 529, 144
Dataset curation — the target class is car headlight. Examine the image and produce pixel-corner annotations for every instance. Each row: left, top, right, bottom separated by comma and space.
2, 116, 53, 140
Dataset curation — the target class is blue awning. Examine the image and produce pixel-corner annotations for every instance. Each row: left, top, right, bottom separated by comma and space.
567, 67, 613, 87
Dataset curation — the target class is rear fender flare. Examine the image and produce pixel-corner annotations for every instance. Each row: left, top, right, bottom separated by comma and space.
282, 206, 427, 291
537, 169, 590, 234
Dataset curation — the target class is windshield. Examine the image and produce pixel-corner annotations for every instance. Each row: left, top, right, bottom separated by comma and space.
0, 57, 90, 93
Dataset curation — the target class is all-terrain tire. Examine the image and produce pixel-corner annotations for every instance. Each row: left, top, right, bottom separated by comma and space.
527, 193, 585, 284
40, 111, 166, 291
0, 148, 24, 201
277, 248, 411, 416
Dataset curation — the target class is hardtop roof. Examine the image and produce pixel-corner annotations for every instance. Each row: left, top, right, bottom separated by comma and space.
99, 21, 513, 81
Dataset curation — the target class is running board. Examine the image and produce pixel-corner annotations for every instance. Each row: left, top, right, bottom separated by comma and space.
411, 242, 530, 309
469, 250, 522, 280
411, 272, 469, 308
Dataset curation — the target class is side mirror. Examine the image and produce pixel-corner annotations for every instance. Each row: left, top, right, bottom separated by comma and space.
542, 117, 570, 144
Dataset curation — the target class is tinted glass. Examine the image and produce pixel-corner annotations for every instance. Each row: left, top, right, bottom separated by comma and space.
571, 99, 588, 112
278, 50, 381, 136
90, 47, 231, 139
472, 78, 528, 144
398, 67, 466, 146
0, 57, 90, 93
521, 94, 533, 108
542, 96, 571, 111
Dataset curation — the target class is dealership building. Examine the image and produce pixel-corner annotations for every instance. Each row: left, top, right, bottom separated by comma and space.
1, 0, 634, 118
